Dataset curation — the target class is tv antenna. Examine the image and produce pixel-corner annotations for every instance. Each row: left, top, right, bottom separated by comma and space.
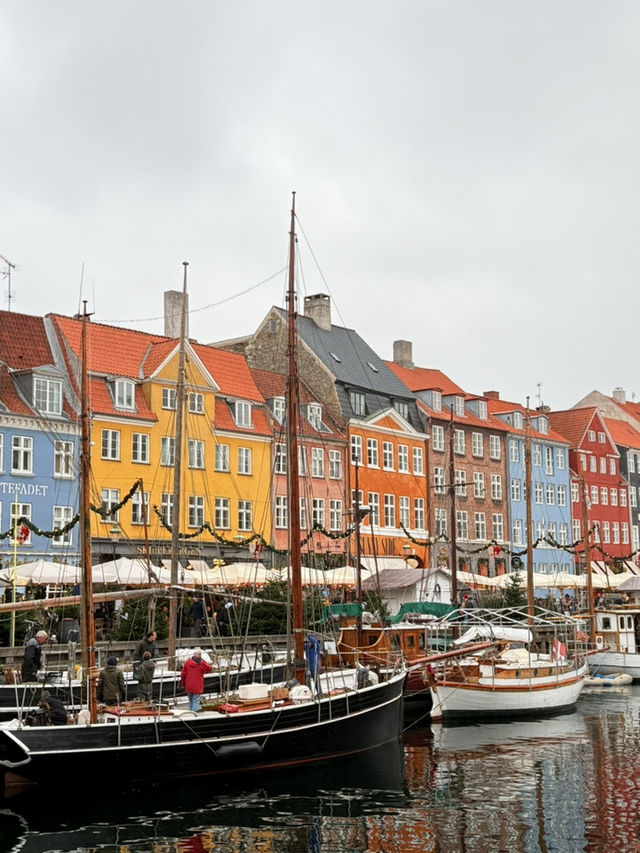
0, 255, 16, 311
535, 381, 543, 409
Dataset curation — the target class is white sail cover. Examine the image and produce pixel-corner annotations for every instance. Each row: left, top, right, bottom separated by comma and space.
453, 625, 533, 646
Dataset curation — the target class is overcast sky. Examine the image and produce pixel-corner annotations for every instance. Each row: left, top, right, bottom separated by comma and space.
2, 3, 639, 412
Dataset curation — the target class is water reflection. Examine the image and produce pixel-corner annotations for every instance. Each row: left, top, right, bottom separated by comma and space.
4, 686, 640, 852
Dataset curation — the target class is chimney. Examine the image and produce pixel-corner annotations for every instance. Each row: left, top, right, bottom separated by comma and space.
164, 290, 189, 339
613, 387, 626, 404
484, 390, 500, 400
304, 294, 331, 331
393, 340, 414, 368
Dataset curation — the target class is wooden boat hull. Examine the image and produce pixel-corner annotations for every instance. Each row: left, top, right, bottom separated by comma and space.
429, 662, 587, 721
0, 671, 406, 795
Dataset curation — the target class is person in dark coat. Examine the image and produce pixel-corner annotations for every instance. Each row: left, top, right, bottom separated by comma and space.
134, 630, 158, 663
97, 655, 126, 705
180, 647, 212, 712
40, 690, 67, 725
21, 630, 48, 683
136, 651, 156, 702
189, 598, 205, 637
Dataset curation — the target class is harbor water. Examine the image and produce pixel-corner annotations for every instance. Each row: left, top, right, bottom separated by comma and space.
2, 684, 639, 853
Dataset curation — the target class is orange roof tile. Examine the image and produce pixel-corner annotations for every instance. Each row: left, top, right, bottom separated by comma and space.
0, 311, 54, 369
549, 408, 598, 448
88, 378, 157, 421
194, 344, 264, 403
604, 418, 640, 450
0, 365, 33, 415
386, 362, 465, 396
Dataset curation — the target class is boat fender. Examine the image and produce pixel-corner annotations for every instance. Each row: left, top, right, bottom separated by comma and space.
76, 709, 91, 726
215, 741, 262, 759
367, 670, 379, 686
219, 703, 240, 714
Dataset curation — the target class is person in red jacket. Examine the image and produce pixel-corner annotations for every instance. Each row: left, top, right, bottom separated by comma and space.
180, 647, 212, 712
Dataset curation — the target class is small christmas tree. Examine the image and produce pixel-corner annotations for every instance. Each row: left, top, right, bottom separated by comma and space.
503, 571, 527, 608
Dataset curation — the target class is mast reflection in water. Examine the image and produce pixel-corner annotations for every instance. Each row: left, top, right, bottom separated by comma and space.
4, 686, 640, 852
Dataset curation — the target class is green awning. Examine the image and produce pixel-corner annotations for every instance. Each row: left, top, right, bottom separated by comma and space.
389, 601, 456, 623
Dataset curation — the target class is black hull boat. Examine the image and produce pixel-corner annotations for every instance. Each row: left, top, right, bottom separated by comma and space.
0, 658, 289, 722
0, 669, 406, 795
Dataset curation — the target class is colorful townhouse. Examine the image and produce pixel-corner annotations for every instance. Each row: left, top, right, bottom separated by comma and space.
251, 367, 349, 566
550, 407, 632, 567
222, 294, 430, 565
485, 394, 573, 576
388, 343, 510, 576
50, 311, 273, 568
0, 311, 81, 566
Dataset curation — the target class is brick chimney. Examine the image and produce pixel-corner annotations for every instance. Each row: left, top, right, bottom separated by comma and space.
304, 294, 331, 331
613, 387, 626, 404
393, 340, 414, 368
164, 290, 189, 339
484, 390, 500, 400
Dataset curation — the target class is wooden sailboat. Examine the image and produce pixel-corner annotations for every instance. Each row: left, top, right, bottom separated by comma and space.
0, 195, 406, 797
427, 403, 588, 722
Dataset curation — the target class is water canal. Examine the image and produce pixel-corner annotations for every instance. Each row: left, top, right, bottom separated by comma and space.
1, 685, 638, 852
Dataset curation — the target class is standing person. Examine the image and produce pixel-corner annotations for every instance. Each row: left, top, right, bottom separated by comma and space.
21, 630, 48, 683
189, 598, 205, 637
136, 651, 156, 702
97, 655, 126, 705
180, 647, 212, 712
134, 630, 158, 664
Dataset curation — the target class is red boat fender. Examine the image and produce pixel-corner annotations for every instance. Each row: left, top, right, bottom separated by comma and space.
219, 703, 240, 713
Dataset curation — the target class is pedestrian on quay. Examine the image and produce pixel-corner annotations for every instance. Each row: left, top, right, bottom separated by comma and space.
97, 655, 126, 706
21, 630, 48, 683
136, 651, 156, 703
134, 630, 158, 664
180, 647, 212, 712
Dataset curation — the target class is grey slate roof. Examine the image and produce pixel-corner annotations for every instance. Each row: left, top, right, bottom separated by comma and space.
274, 306, 423, 429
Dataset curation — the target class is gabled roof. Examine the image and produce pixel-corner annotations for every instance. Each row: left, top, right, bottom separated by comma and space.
0, 311, 55, 369
194, 344, 264, 403
386, 362, 465, 396
604, 418, 640, 450
549, 407, 599, 449
51, 314, 170, 379
274, 307, 413, 398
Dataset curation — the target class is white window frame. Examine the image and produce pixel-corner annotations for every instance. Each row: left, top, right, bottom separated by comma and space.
52, 505, 73, 546
132, 433, 150, 464
162, 387, 177, 410
215, 444, 230, 472
398, 444, 409, 473
412, 446, 424, 475
238, 500, 253, 532
432, 425, 445, 452
214, 497, 230, 529
33, 377, 62, 416
131, 491, 150, 526
161, 436, 175, 467
101, 429, 120, 461
54, 439, 74, 478
114, 379, 135, 410
234, 401, 252, 427
189, 392, 205, 414
238, 446, 252, 475
329, 449, 342, 479
367, 438, 379, 468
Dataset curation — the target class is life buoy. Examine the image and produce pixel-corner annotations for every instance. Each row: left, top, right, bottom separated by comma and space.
595, 634, 604, 649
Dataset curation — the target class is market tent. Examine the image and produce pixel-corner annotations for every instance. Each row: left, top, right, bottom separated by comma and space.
267, 566, 334, 587
615, 575, 640, 592
94, 557, 170, 585
217, 562, 271, 586
2, 559, 82, 585
321, 565, 372, 587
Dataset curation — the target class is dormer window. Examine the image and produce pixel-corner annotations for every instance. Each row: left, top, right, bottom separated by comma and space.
513, 411, 524, 429
537, 416, 548, 434
33, 377, 62, 416
454, 396, 465, 416
307, 403, 322, 430
394, 401, 409, 420
114, 379, 135, 410
478, 400, 488, 421
431, 390, 442, 412
271, 397, 285, 423
367, 362, 379, 373
234, 400, 252, 427
350, 391, 366, 417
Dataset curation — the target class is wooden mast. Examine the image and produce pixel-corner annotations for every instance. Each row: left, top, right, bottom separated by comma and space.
168, 262, 189, 670
79, 301, 98, 723
354, 458, 363, 647
448, 408, 458, 605
286, 193, 305, 682
581, 476, 596, 640
525, 399, 536, 622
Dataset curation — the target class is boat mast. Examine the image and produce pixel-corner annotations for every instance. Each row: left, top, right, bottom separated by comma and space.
580, 476, 595, 639
524, 399, 535, 622
354, 458, 363, 646
286, 193, 305, 682
448, 409, 458, 605
79, 301, 98, 723
168, 262, 189, 670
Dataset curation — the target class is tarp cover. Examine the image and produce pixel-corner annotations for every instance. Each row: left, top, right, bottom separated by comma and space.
453, 625, 533, 645
390, 601, 456, 622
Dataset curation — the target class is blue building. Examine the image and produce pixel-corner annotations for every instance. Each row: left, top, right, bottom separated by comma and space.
488, 394, 573, 580
0, 311, 80, 570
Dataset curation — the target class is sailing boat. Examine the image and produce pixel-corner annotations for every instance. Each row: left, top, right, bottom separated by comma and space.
427, 404, 588, 721
0, 196, 406, 797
